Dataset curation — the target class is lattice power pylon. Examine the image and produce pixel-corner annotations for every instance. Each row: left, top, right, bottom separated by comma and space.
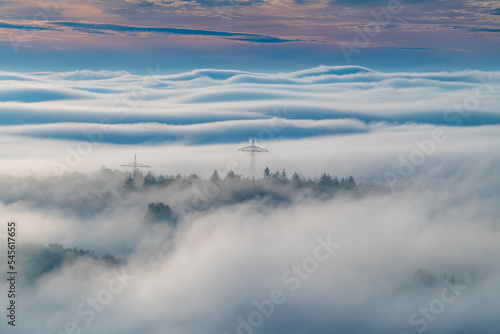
120, 154, 151, 175
239, 139, 268, 180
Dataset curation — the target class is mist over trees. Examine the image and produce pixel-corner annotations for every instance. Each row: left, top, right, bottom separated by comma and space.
0, 166, 373, 282
0, 165, 372, 220
1, 158, 499, 334
127, 167, 363, 210
12, 243, 123, 286
124, 167, 368, 220
144, 202, 174, 224
0, 166, 378, 284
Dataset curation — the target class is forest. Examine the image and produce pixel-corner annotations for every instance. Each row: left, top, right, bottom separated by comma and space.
0, 166, 379, 285
0, 158, 497, 334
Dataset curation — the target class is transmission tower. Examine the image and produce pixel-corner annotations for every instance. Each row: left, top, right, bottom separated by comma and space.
120, 154, 151, 175
239, 139, 268, 180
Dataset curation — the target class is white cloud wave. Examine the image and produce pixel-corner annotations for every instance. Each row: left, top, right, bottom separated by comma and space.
0, 66, 498, 144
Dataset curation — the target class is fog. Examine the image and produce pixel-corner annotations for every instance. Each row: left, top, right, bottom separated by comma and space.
0, 66, 499, 333
1, 141, 499, 333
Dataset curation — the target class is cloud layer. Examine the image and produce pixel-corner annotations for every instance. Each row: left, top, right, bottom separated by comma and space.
0, 66, 499, 334
1, 66, 499, 145
0, 65, 498, 178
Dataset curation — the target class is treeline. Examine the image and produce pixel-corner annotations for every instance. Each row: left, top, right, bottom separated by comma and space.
414, 268, 467, 287
0, 167, 380, 223
16, 243, 123, 285
117, 167, 363, 227
121, 167, 357, 192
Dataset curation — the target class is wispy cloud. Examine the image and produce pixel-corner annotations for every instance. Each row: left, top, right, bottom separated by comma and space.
0, 20, 301, 43
445, 24, 500, 33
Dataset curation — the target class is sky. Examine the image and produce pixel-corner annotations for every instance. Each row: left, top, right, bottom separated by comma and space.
0, 0, 499, 73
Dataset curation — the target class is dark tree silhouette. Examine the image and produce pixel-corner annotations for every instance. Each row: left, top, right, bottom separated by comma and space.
281, 169, 288, 182
292, 172, 302, 186
210, 170, 221, 183
123, 174, 135, 190
143, 171, 157, 188
272, 169, 281, 180
263, 167, 271, 178
319, 173, 333, 187
346, 176, 356, 189
157, 175, 172, 186
225, 170, 240, 181
333, 176, 340, 187
19, 243, 122, 285
144, 202, 173, 223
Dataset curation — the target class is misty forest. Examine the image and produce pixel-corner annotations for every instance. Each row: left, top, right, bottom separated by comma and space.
2, 166, 365, 290
1, 155, 499, 334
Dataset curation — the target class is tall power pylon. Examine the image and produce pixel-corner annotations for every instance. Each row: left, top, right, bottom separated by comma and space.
120, 154, 151, 175
239, 139, 268, 179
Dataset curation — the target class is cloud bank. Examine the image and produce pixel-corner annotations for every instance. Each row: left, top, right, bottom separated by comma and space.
0, 65, 499, 334
0, 65, 498, 179
0, 66, 499, 145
